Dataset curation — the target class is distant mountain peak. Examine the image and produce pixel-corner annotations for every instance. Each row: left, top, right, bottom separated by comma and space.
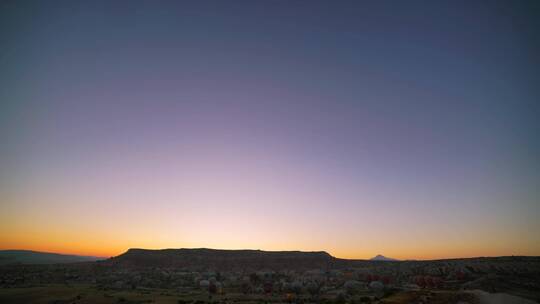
370, 254, 398, 261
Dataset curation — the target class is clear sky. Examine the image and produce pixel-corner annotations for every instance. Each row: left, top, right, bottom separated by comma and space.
1, 0, 539, 259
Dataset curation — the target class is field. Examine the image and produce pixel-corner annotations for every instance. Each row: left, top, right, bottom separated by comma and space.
0, 285, 352, 304
3, 284, 540, 304
380, 290, 479, 304
0, 285, 202, 304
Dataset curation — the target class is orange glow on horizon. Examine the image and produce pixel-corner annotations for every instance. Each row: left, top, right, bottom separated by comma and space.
2, 238, 539, 261
2, 195, 540, 260
1, 0, 539, 274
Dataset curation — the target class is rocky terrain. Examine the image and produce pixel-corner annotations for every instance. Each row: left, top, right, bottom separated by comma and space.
1, 248, 539, 303
105, 248, 336, 270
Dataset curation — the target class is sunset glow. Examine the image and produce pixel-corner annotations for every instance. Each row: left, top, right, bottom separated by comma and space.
1, 0, 539, 261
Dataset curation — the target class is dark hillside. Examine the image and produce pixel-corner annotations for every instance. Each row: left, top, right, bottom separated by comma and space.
105, 248, 338, 270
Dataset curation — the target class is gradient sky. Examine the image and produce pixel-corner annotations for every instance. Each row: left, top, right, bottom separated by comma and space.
1, 0, 539, 260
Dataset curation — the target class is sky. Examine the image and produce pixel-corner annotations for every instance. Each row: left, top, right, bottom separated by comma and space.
0, 0, 539, 260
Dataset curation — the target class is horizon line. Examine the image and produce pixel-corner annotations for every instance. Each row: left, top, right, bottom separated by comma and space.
2, 247, 538, 262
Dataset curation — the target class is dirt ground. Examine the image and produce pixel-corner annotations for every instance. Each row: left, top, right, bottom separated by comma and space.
380, 290, 479, 304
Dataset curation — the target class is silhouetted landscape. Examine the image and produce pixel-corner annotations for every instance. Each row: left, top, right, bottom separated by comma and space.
1, 248, 540, 303
2, 0, 539, 303
0, 250, 104, 265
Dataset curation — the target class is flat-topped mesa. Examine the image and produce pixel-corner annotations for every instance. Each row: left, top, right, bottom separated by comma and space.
106, 248, 336, 270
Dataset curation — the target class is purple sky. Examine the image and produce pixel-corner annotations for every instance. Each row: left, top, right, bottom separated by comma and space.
1, 0, 539, 258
